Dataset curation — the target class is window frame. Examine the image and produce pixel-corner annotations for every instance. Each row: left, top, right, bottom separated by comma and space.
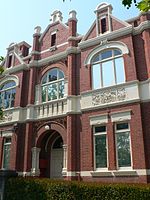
2, 137, 11, 169
51, 32, 56, 47
115, 122, 132, 170
93, 125, 108, 171
91, 49, 125, 89
0, 81, 16, 109
41, 68, 65, 103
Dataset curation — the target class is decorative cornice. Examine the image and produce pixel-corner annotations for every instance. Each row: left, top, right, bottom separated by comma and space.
3, 64, 29, 75
29, 47, 80, 68
133, 20, 150, 35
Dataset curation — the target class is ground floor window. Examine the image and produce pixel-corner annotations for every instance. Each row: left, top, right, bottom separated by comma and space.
3, 138, 11, 169
94, 125, 107, 169
115, 122, 131, 168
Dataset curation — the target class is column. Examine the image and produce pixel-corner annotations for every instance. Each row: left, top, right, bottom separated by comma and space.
31, 147, 41, 176
62, 144, 67, 172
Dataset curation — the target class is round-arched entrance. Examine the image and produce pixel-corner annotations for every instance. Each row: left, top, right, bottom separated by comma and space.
50, 136, 63, 178
39, 130, 64, 178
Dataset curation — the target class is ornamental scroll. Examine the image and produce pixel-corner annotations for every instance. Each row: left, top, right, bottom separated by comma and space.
92, 88, 126, 105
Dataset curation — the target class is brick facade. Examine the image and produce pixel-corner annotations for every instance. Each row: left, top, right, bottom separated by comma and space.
0, 2, 150, 183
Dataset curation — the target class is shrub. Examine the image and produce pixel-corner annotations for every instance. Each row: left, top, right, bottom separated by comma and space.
4, 177, 150, 200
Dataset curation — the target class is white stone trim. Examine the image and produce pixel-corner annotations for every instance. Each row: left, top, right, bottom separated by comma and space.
64, 169, 150, 177
31, 147, 41, 176
110, 110, 131, 122
91, 171, 113, 177
133, 21, 150, 35
17, 172, 31, 176
0, 75, 19, 87
3, 64, 28, 75
1, 131, 13, 137
67, 95, 81, 114
139, 78, 150, 101
84, 41, 129, 65
89, 114, 108, 125
40, 42, 68, 54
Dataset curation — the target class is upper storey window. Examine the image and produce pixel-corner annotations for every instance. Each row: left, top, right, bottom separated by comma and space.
41, 68, 64, 102
0, 81, 16, 109
92, 49, 125, 89
51, 33, 56, 47
101, 17, 107, 34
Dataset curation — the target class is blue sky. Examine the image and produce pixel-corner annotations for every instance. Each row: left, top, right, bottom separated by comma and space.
0, 0, 139, 56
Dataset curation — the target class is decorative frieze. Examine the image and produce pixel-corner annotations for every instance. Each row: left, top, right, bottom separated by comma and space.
92, 87, 126, 106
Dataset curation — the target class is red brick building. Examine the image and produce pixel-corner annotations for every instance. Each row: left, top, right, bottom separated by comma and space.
0, 2, 150, 183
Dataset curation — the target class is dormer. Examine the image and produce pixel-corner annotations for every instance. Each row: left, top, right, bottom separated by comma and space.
6, 41, 31, 68
95, 2, 113, 35
18, 41, 31, 57
6, 43, 16, 68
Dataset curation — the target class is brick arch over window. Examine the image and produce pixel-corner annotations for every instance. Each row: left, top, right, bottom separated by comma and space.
39, 63, 67, 83
84, 41, 129, 65
35, 121, 66, 148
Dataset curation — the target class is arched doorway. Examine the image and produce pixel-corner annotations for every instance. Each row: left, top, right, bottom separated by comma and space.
50, 136, 63, 178
38, 131, 64, 178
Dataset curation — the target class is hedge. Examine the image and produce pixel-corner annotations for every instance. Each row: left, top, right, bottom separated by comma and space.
4, 177, 150, 200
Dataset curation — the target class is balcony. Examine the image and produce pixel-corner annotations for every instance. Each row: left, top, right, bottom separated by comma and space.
0, 98, 68, 125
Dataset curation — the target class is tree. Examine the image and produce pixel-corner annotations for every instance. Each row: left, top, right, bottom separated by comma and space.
0, 56, 4, 119
122, 0, 150, 11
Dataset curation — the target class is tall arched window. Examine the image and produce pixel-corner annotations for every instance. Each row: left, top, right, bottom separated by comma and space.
0, 81, 16, 109
92, 49, 125, 89
41, 68, 64, 102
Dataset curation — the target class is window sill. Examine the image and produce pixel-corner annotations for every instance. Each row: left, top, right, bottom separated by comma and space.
91, 171, 113, 177
113, 170, 138, 177
91, 170, 138, 177
49, 46, 57, 52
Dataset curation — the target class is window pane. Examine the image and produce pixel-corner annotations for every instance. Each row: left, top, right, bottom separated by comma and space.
3, 139, 11, 169
48, 69, 57, 82
115, 57, 125, 84
42, 86, 47, 102
92, 64, 101, 89
116, 132, 131, 167
95, 135, 107, 168
101, 50, 112, 60
102, 60, 114, 87
48, 84, 57, 101
58, 70, 64, 79
95, 126, 106, 133
92, 54, 100, 63
58, 81, 64, 99
114, 49, 121, 56
42, 75, 47, 84
11, 89, 16, 107
116, 123, 129, 130
4, 90, 12, 109
1, 81, 16, 90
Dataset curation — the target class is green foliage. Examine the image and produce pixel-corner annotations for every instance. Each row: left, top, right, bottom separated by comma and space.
137, 0, 150, 11
0, 56, 4, 75
0, 108, 3, 120
4, 177, 150, 200
122, 0, 150, 11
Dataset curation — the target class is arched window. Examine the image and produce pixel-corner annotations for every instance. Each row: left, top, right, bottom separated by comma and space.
92, 49, 125, 89
41, 68, 64, 102
0, 81, 16, 109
